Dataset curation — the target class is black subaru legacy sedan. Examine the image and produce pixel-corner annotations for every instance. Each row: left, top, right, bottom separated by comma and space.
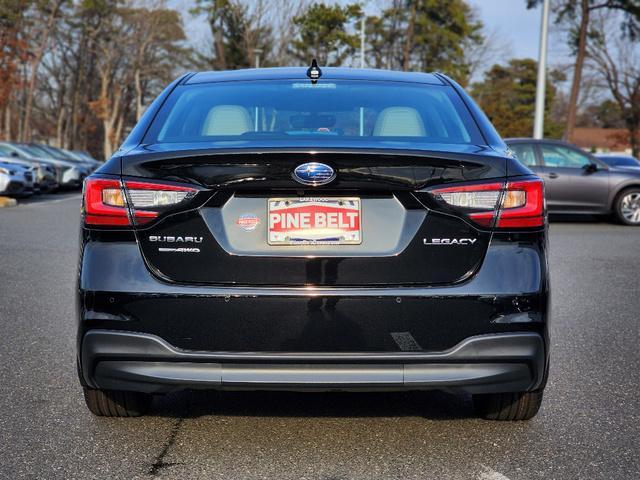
77, 66, 549, 420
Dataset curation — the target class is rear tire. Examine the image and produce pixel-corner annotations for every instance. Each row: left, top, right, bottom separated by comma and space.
473, 389, 543, 421
83, 388, 151, 417
612, 187, 640, 225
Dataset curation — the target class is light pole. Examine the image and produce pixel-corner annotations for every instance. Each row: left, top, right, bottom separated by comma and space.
360, 16, 365, 68
253, 48, 263, 68
533, 0, 550, 139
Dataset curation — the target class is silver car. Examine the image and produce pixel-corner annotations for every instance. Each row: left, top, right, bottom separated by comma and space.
28, 143, 100, 174
506, 138, 640, 225
0, 142, 84, 189
0, 161, 34, 197
70, 150, 101, 164
0, 152, 57, 193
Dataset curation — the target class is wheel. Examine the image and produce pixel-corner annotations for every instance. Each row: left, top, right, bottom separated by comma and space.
83, 388, 151, 417
473, 389, 543, 421
613, 188, 640, 225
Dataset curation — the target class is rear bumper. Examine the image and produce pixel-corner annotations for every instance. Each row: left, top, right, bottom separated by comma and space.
81, 330, 545, 394
78, 236, 549, 353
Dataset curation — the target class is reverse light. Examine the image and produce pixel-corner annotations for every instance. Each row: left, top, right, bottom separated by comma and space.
125, 181, 195, 208
83, 177, 198, 227
433, 182, 503, 212
429, 178, 545, 229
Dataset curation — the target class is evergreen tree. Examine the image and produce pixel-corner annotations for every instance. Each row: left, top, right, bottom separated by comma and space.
290, 2, 362, 66
472, 59, 563, 138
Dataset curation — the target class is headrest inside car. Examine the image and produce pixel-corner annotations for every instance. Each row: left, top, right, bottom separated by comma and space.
373, 107, 426, 137
202, 105, 253, 136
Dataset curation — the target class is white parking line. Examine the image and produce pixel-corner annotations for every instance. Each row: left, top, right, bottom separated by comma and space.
478, 465, 511, 480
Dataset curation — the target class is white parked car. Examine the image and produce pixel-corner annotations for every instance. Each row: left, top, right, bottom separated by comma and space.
0, 161, 34, 197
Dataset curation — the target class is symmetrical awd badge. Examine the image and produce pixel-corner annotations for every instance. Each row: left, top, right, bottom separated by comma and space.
149, 235, 203, 254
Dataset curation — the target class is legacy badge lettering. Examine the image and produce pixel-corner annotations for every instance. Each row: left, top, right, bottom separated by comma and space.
424, 238, 477, 246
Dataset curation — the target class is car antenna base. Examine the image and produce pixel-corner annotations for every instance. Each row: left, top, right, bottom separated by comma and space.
306, 59, 322, 84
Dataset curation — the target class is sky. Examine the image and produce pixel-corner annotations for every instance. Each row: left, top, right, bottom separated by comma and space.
468, 0, 543, 59
173, 0, 571, 71
468, 0, 571, 65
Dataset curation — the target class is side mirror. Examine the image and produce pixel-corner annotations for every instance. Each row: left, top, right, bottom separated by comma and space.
584, 163, 598, 173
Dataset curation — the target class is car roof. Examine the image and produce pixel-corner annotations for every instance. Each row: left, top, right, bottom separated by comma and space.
185, 67, 445, 86
504, 137, 574, 146
595, 153, 636, 157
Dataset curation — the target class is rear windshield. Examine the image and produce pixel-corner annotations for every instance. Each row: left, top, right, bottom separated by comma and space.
144, 80, 484, 146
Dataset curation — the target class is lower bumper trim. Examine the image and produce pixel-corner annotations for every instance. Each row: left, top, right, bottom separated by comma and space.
82, 331, 545, 394
95, 361, 533, 394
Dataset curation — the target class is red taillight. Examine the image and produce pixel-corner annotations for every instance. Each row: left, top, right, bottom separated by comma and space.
497, 179, 545, 228
428, 178, 545, 229
83, 177, 197, 227
83, 178, 130, 226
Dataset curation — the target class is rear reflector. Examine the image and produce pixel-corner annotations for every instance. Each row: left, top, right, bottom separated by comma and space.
83, 178, 197, 227
429, 178, 545, 229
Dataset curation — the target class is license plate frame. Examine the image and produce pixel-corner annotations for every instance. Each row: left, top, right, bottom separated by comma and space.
267, 197, 362, 246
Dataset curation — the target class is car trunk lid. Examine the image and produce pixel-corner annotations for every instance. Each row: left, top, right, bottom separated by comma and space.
121, 146, 507, 287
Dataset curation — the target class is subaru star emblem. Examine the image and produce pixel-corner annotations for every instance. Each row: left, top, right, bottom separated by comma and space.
292, 162, 335, 186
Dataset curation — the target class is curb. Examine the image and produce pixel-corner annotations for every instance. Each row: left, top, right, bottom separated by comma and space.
0, 196, 18, 208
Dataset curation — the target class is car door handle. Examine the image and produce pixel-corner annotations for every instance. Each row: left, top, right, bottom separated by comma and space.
547, 172, 558, 179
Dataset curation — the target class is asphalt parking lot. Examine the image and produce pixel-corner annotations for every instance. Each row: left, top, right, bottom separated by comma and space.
1, 195, 638, 480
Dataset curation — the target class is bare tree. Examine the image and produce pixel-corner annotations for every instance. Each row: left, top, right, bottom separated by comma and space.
270, 0, 310, 66
528, 0, 640, 142
564, 0, 590, 142
464, 27, 512, 84
402, 1, 416, 71
127, 5, 186, 120
588, 13, 640, 156
21, 0, 64, 141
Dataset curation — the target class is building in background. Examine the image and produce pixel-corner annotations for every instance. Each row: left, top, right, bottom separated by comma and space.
573, 128, 632, 154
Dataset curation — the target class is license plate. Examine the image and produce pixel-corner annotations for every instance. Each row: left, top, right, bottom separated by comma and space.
268, 197, 361, 245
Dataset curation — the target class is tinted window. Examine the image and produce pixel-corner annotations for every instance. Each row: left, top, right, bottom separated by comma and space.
144, 80, 484, 146
0, 145, 13, 156
17, 145, 45, 157
0, 144, 28, 157
510, 143, 538, 167
23, 145, 51, 157
540, 144, 591, 168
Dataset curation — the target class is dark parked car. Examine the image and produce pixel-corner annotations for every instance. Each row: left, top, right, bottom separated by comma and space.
78, 66, 550, 420
506, 138, 640, 225
595, 153, 640, 171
